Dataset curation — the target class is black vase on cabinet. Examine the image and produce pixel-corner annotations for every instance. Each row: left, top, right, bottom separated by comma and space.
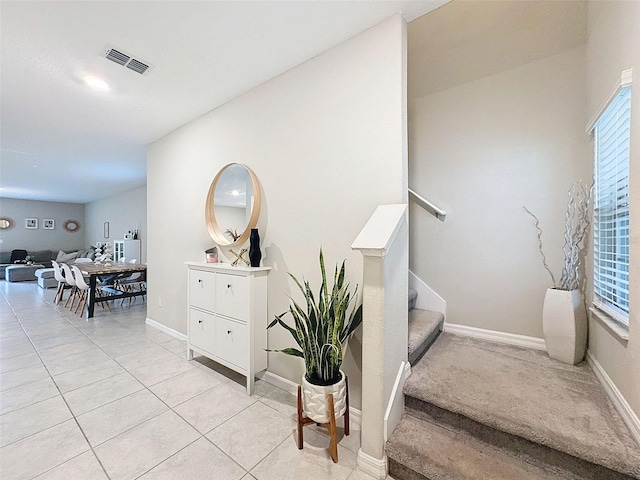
249, 228, 262, 267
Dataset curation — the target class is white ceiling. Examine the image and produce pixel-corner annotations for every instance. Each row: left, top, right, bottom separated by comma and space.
0, 0, 447, 204
408, 0, 587, 99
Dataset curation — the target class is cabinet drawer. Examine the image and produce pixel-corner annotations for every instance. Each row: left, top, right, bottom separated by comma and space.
215, 317, 247, 370
216, 273, 249, 321
189, 308, 216, 355
189, 270, 216, 311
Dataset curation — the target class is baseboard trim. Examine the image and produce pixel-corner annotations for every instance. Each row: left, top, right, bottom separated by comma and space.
145, 318, 186, 341
586, 351, 640, 446
258, 371, 362, 430
384, 362, 410, 441
357, 449, 387, 479
349, 405, 362, 430
444, 322, 546, 351
258, 371, 298, 395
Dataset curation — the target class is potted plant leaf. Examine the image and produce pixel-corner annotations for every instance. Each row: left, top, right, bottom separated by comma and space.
267, 248, 362, 424
524, 180, 591, 364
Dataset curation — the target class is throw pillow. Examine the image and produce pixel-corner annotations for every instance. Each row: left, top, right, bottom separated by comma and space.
77, 248, 96, 260
56, 250, 79, 263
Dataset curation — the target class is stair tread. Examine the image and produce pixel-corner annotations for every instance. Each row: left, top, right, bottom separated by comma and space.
408, 309, 443, 364
387, 413, 571, 480
404, 333, 640, 477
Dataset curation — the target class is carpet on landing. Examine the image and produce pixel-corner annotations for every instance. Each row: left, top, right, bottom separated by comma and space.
404, 333, 640, 478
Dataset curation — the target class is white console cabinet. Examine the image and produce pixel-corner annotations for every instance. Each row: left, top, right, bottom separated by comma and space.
186, 262, 270, 395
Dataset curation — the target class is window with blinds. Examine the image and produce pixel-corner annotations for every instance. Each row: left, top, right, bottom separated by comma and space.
593, 85, 631, 327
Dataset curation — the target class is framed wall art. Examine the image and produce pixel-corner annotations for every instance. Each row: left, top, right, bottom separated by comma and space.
63, 220, 80, 232
25, 218, 38, 229
43, 219, 55, 230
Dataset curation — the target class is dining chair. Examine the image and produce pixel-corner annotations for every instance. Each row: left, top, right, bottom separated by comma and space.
51, 261, 67, 305
61, 263, 79, 310
71, 265, 111, 315
117, 259, 145, 307
71, 265, 89, 315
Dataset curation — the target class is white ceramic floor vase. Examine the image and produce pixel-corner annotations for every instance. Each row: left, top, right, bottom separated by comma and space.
542, 288, 587, 365
302, 371, 347, 424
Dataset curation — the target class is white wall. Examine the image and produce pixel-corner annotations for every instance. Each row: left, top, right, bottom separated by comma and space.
586, 0, 640, 417
147, 15, 407, 409
409, 46, 591, 338
0, 198, 85, 252
84, 186, 147, 262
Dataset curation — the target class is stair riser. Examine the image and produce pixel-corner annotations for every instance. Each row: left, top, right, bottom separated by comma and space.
404, 398, 636, 480
388, 459, 430, 480
409, 328, 441, 366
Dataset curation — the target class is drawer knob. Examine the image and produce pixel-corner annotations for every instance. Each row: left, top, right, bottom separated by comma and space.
198, 279, 202, 283
227, 330, 232, 334
198, 320, 203, 324
227, 284, 231, 288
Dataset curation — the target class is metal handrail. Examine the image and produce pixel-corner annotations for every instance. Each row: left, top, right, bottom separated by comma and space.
408, 188, 446, 221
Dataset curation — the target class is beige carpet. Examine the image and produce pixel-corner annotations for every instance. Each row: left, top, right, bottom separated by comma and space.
404, 333, 640, 478
388, 413, 577, 479
408, 309, 443, 365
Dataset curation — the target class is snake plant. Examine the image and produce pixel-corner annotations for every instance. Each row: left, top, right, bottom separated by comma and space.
267, 249, 363, 386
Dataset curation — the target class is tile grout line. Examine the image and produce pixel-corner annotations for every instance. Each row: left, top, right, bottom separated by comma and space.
0, 288, 114, 480
22, 289, 247, 476
3, 284, 362, 479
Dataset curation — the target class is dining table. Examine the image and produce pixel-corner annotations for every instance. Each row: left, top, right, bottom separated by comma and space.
78, 262, 147, 318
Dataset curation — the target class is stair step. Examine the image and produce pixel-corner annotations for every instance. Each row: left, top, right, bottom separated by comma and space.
408, 308, 443, 365
408, 288, 418, 311
399, 401, 636, 479
398, 333, 640, 479
387, 412, 579, 480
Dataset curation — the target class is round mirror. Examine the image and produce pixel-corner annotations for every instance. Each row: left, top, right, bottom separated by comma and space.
205, 163, 261, 247
63, 220, 81, 232
0, 217, 14, 230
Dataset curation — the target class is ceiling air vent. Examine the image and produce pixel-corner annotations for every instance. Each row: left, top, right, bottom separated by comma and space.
126, 58, 149, 75
102, 47, 151, 75
105, 48, 130, 66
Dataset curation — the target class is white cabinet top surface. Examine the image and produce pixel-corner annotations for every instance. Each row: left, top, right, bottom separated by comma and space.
185, 262, 271, 274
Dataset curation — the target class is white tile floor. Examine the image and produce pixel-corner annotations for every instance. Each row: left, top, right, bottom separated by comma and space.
0, 280, 379, 480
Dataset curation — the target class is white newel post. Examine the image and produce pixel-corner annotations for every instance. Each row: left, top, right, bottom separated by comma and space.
352, 204, 408, 479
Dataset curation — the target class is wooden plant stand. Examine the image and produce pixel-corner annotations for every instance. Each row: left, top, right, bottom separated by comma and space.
296, 376, 350, 463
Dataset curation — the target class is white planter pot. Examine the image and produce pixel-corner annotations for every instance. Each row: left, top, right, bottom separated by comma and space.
302, 371, 347, 424
542, 288, 587, 365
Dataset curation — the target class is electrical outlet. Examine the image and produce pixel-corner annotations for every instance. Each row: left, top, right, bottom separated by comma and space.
158, 297, 162, 308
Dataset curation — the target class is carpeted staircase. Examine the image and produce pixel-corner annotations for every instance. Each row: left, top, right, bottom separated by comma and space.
387, 331, 640, 479
408, 288, 443, 366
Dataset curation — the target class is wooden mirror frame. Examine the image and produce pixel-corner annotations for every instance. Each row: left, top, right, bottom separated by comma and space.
0, 217, 14, 230
63, 219, 81, 232
205, 163, 261, 247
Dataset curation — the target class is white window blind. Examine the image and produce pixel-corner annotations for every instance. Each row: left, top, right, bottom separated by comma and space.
593, 85, 631, 326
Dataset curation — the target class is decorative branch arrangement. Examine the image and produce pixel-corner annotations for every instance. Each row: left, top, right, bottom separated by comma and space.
225, 228, 240, 241
524, 180, 592, 291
